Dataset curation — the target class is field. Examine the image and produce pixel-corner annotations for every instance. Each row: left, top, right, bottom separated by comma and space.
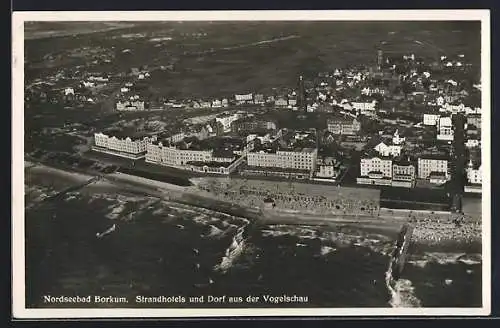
24, 21, 481, 160
25, 21, 481, 98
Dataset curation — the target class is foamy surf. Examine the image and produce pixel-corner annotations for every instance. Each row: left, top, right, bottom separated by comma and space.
203, 224, 225, 238
385, 261, 422, 308
214, 226, 248, 273
407, 252, 482, 268
320, 246, 336, 256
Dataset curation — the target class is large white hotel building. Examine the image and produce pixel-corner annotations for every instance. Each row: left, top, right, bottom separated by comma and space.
417, 156, 450, 181
246, 148, 318, 171
146, 142, 214, 166
93, 132, 157, 159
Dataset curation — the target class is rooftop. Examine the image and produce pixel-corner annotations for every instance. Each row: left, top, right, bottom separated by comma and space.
419, 153, 449, 161
100, 130, 153, 141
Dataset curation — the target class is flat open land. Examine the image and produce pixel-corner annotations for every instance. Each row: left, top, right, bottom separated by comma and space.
25, 21, 481, 97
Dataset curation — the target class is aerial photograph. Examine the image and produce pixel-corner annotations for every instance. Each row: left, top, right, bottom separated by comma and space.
22, 19, 483, 309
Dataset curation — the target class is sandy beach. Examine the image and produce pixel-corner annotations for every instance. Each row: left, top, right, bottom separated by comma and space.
24, 162, 482, 247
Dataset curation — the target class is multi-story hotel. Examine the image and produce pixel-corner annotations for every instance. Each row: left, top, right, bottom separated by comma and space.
146, 141, 245, 175
417, 155, 449, 182
146, 142, 213, 167
231, 118, 277, 133
358, 154, 418, 187
93, 132, 156, 159
392, 159, 416, 187
327, 117, 361, 135
246, 148, 318, 172
359, 156, 393, 179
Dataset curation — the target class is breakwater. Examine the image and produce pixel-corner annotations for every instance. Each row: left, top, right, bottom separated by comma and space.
389, 223, 414, 281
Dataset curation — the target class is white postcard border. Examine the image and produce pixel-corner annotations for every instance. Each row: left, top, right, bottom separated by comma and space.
12, 9, 491, 319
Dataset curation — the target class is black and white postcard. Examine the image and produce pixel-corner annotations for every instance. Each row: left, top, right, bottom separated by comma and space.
12, 10, 491, 318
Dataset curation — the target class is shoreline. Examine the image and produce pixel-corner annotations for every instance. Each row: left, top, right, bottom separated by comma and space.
24, 161, 482, 246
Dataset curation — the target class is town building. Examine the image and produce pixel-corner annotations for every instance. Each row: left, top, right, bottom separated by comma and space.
146, 142, 213, 166
374, 140, 402, 158
417, 155, 449, 182
423, 113, 440, 126
316, 164, 336, 179
64, 87, 74, 96
216, 113, 241, 133
428, 172, 449, 185
116, 100, 145, 111
315, 157, 338, 179
466, 114, 481, 129
392, 159, 416, 187
466, 160, 482, 185
231, 118, 277, 134
465, 138, 481, 149
392, 129, 405, 145
254, 94, 265, 104
93, 132, 156, 159
359, 155, 393, 179
440, 102, 468, 114
275, 97, 288, 107
212, 99, 222, 108
437, 116, 454, 141
361, 87, 387, 96
247, 132, 273, 144
190, 125, 213, 141
166, 133, 186, 144
146, 141, 244, 175
327, 117, 361, 135
352, 100, 377, 116
357, 153, 417, 188
234, 93, 253, 104
246, 148, 318, 172
200, 101, 212, 108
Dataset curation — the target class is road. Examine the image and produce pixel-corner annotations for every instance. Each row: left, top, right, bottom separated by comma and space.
450, 114, 467, 212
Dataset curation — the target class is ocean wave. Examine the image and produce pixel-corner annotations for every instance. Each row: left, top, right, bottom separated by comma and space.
214, 226, 248, 273
261, 229, 291, 238
385, 261, 422, 307
320, 246, 337, 256
151, 207, 166, 216
389, 279, 423, 307
192, 214, 209, 224
407, 252, 482, 268
63, 193, 78, 201
106, 203, 127, 220
261, 225, 391, 256
202, 224, 226, 239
